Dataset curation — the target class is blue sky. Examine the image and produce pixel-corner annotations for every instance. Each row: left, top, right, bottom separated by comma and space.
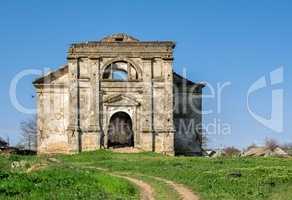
0, 0, 291, 148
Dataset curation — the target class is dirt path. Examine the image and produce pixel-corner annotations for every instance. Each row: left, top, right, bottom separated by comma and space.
114, 174, 154, 200
151, 176, 199, 200
89, 167, 154, 200
32, 160, 198, 200
109, 172, 199, 200
84, 166, 198, 200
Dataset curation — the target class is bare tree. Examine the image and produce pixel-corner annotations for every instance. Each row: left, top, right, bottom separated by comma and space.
265, 138, 279, 150
20, 117, 37, 150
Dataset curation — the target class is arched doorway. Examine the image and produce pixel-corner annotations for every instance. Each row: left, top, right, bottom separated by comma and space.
108, 112, 134, 148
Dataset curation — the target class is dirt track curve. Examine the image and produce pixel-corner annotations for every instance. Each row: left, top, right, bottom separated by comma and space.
114, 174, 154, 200
86, 166, 199, 200
151, 176, 199, 200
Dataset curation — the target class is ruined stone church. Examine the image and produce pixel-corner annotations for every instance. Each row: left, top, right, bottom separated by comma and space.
33, 34, 204, 156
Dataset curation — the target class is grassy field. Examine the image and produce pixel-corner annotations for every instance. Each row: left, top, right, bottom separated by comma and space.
1, 150, 292, 200
0, 154, 138, 200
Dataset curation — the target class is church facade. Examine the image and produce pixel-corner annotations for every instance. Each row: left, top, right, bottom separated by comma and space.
33, 34, 204, 156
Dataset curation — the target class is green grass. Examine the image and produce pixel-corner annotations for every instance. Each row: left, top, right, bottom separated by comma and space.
127, 174, 180, 200
1, 150, 292, 200
268, 184, 292, 200
57, 150, 292, 200
0, 154, 139, 200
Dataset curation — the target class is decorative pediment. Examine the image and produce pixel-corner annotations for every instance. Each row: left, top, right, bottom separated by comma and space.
103, 94, 140, 106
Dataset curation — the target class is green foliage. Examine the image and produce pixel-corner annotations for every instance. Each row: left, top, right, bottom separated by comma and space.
1, 151, 292, 200
58, 150, 292, 200
268, 184, 292, 200
8, 155, 21, 162
0, 162, 138, 200
0, 156, 9, 170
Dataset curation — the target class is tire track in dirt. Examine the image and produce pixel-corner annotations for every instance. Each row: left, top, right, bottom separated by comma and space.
34, 159, 198, 200
85, 166, 199, 200
113, 174, 154, 200
151, 176, 199, 200
87, 167, 154, 200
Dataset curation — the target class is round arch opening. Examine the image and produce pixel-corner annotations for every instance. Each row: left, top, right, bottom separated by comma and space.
108, 111, 134, 148
102, 61, 138, 80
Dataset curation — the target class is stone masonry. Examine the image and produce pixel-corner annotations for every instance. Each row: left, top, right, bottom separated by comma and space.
33, 33, 204, 156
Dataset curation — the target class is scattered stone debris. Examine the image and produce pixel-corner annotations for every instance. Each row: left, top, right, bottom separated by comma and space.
203, 146, 290, 158
203, 150, 216, 157
242, 147, 289, 158
47, 157, 61, 163
11, 160, 27, 169
211, 150, 226, 158
26, 163, 47, 173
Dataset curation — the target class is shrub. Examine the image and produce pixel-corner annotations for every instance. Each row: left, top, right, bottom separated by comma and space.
224, 147, 241, 157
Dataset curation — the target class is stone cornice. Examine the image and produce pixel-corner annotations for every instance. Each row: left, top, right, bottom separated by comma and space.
68, 40, 175, 60
70, 41, 175, 49
67, 53, 173, 60
34, 84, 68, 89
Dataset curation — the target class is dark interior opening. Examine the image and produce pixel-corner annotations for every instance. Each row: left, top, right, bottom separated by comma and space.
115, 37, 124, 42
108, 112, 134, 148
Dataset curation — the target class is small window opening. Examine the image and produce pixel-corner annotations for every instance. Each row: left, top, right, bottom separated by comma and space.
115, 37, 124, 42
102, 61, 137, 81
112, 70, 128, 80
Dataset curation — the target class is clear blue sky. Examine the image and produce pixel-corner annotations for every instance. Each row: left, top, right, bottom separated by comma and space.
0, 0, 291, 148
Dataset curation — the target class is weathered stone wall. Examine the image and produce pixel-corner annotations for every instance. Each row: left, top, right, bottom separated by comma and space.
36, 72, 70, 154
34, 33, 202, 156
99, 56, 174, 155
173, 74, 203, 155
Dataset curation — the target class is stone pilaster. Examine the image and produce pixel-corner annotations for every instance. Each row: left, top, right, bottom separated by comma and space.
67, 57, 80, 152
164, 58, 175, 130
142, 58, 154, 151
88, 57, 100, 131
36, 88, 44, 154
163, 58, 175, 155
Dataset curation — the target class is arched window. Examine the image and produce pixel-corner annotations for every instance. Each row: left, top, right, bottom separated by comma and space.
102, 61, 138, 81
